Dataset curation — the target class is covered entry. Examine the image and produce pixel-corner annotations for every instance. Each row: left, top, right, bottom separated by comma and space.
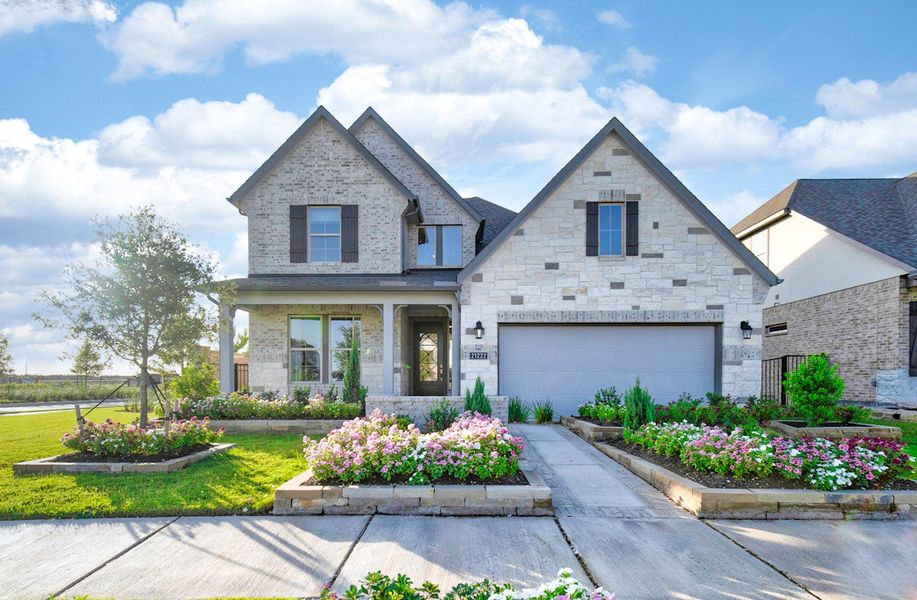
498, 324, 718, 416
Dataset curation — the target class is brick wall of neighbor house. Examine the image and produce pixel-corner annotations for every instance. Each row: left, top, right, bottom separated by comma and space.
240, 119, 407, 274
247, 304, 392, 395
353, 118, 479, 268
762, 276, 914, 404
460, 132, 768, 399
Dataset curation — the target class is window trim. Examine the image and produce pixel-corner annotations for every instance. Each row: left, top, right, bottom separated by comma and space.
597, 203, 625, 257
765, 323, 788, 337
289, 315, 322, 383
308, 206, 342, 263
417, 224, 463, 267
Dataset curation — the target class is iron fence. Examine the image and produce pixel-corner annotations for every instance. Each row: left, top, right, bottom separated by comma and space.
234, 363, 249, 392
761, 355, 806, 405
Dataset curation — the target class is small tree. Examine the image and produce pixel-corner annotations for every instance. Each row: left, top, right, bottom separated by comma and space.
341, 331, 366, 406
0, 332, 12, 379
464, 376, 492, 415
623, 378, 656, 430
783, 354, 845, 426
67, 338, 109, 387
169, 360, 219, 400
37, 207, 225, 427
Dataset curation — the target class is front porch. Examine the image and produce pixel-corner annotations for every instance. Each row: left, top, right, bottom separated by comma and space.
218, 289, 463, 398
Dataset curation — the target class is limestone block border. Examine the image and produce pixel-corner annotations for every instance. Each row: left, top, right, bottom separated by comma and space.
768, 420, 902, 440
13, 443, 235, 475
273, 467, 552, 516
870, 408, 917, 423
207, 419, 345, 434
561, 416, 624, 441
593, 443, 916, 520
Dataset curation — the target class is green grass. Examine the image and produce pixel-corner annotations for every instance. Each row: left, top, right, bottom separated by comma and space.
0, 382, 139, 404
0, 408, 310, 520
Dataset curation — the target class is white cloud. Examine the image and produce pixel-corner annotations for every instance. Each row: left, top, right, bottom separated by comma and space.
607, 46, 658, 77
710, 190, 769, 228
815, 72, 917, 119
596, 10, 631, 29
519, 5, 561, 31
0, 0, 116, 38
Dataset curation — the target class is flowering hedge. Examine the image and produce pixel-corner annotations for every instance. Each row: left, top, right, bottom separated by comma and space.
173, 392, 362, 420
61, 418, 222, 457
304, 410, 523, 485
321, 568, 614, 600
625, 422, 913, 491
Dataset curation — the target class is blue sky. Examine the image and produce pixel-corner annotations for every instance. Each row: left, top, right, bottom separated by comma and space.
1, 0, 916, 373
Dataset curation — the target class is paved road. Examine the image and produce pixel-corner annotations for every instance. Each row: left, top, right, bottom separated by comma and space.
0, 399, 128, 415
1, 425, 914, 599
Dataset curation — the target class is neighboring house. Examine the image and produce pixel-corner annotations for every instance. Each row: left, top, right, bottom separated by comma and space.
216, 106, 777, 417
732, 176, 917, 406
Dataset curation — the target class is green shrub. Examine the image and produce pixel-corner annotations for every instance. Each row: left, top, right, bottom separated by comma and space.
783, 354, 845, 426
342, 332, 368, 407
425, 398, 459, 431
508, 396, 531, 423
743, 395, 786, 424
174, 392, 362, 420
463, 376, 492, 416
533, 399, 554, 424
168, 362, 219, 400
292, 386, 312, 404
833, 404, 872, 424
623, 379, 656, 430
594, 386, 621, 406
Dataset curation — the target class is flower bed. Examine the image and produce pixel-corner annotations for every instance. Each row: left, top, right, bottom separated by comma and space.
624, 422, 914, 491
323, 569, 613, 600
304, 410, 523, 485
174, 391, 362, 421
62, 417, 222, 457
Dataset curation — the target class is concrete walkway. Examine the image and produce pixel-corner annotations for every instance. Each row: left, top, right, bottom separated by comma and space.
1, 425, 913, 600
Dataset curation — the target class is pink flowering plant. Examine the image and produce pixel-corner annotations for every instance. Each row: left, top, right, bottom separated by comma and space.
61, 417, 221, 457
174, 391, 361, 420
625, 421, 913, 491
303, 410, 524, 485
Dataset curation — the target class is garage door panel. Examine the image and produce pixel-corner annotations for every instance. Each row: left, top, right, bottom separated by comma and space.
498, 325, 715, 418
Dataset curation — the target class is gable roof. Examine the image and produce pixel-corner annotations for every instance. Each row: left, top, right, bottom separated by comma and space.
349, 107, 482, 223
732, 175, 917, 270
458, 117, 780, 285
465, 196, 517, 249
228, 106, 418, 210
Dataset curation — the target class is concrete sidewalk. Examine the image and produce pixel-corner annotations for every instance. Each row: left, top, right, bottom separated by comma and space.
1, 425, 913, 599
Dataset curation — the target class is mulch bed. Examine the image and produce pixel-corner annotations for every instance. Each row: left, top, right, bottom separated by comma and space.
609, 441, 917, 491
50, 444, 214, 464
309, 469, 530, 487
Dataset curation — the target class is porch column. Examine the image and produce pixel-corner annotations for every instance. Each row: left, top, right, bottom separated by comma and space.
219, 303, 235, 394
382, 302, 394, 395
451, 298, 461, 396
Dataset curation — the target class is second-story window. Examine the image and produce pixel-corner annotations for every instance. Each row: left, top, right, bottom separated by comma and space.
309, 206, 341, 262
598, 203, 624, 256
418, 225, 462, 267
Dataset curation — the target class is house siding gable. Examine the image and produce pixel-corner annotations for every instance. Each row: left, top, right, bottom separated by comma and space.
242, 119, 407, 274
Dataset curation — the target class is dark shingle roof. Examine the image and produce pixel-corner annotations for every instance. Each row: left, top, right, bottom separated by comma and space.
226, 270, 461, 292
465, 196, 517, 249
732, 175, 917, 270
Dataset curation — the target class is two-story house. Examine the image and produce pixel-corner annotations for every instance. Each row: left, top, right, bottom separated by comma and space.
733, 176, 917, 406
217, 106, 777, 417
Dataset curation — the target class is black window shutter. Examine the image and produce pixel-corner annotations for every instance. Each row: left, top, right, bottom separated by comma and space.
909, 301, 917, 376
290, 205, 308, 263
585, 201, 598, 257
341, 205, 359, 263
625, 201, 639, 256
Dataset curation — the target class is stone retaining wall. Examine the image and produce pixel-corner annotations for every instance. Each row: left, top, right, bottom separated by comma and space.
273, 467, 551, 516
561, 416, 624, 441
13, 443, 235, 474
366, 396, 509, 425
768, 420, 902, 440
595, 443, 916, 520
871, 408, 917, 423
207, 419, 344, 434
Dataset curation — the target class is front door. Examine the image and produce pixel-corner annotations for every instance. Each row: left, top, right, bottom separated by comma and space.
413, 321, 447, 396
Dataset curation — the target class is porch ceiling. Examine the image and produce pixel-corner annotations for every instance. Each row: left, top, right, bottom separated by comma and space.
224, 270, 460, 293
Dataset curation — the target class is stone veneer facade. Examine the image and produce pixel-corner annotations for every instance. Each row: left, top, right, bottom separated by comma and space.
459, 132, 769, 400
763, 276, 917, 405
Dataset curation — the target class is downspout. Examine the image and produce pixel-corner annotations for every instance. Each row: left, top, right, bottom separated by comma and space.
402, 199, 421, 273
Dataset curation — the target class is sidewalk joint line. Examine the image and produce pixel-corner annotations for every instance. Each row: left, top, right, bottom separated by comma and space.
553, 516, 600, 589
326, 513, 374, 592
53, 516, 181, 598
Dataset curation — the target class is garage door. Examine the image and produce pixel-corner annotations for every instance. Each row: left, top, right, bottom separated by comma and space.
498, 325, 716, 417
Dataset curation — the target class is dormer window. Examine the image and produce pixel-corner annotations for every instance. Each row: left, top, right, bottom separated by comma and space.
418, 225, 462, 267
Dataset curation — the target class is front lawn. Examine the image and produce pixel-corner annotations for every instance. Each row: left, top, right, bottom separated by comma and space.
0, 408, 309, 520
866, 417, 917, 469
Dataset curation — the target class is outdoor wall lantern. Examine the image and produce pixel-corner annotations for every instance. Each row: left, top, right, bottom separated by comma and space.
740, 321, 753, 340
474, 321, 485, 339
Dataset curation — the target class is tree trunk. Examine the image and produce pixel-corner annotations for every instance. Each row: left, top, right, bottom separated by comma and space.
139, 361, 149, 428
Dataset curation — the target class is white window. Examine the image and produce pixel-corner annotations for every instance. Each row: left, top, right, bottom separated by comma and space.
309, 207, 341, 262
417, 225, 462, 267
598, 203, 624, 256
330, 316, 361, 382
765, 323, 787, 336
290, 316, 321, 382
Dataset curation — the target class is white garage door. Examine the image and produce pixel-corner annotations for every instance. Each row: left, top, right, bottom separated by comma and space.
498, 324, 716, 417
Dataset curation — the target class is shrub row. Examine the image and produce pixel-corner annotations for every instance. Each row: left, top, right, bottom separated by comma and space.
173, 391, 362, 421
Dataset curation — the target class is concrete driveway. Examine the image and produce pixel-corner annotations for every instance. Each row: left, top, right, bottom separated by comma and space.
1, 425, 913, 600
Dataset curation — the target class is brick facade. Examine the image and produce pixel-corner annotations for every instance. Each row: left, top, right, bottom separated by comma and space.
459, 132, 768, 400
763, 276, 915, 404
